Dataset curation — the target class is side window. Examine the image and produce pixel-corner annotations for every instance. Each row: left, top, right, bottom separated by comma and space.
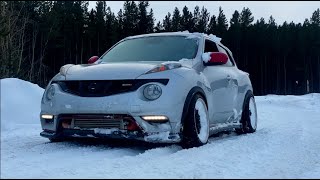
204, 39, 219, 53
217, 45, 234, 66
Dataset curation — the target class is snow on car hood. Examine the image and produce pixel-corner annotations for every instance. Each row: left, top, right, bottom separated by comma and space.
64, 62, 166, 80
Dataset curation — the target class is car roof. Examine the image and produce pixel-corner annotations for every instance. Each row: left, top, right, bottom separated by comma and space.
125, 31, 224, 45
125, 31, 203, 39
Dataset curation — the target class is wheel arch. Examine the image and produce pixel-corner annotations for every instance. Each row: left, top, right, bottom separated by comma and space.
242, 90, 253, 107
240, 89, 254, 121
181, 86, 208, 125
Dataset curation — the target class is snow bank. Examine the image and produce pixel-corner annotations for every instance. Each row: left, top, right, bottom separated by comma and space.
255, 93, 320, 111
0, 78, 44, 131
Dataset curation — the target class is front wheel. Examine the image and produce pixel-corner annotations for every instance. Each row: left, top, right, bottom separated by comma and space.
49, 137, 65, 142
236, 91, 258, 134
181, 94, 209, 149
48, 133, 65, 142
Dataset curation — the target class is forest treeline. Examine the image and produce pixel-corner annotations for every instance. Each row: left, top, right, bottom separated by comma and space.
0, 1, 319, 95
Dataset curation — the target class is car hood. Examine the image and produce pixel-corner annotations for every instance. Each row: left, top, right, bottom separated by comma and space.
64, 62, 164, 80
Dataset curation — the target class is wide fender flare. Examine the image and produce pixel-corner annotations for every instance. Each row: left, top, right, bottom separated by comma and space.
181, 86, 208, 125
240, 90, 254, 121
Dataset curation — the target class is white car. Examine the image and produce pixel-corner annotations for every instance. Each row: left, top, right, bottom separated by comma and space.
40, 32, 257, 148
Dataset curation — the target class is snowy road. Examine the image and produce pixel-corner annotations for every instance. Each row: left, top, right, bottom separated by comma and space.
1, 78, 320, 178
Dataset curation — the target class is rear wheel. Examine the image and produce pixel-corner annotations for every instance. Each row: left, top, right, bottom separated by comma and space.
181, 94, 209, 149
236, 91, 257, 134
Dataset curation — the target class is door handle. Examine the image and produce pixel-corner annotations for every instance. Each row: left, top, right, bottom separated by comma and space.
227, 75, 232, 81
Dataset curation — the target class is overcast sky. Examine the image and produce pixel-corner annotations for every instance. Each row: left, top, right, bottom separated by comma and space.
88, 1, 320, 25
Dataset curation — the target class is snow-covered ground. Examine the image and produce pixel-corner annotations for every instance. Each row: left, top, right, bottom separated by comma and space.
1, 78, 320, 178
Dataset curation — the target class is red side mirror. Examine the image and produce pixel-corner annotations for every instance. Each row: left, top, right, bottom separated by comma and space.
208, 52, 228, 65
88, 56, 99, 64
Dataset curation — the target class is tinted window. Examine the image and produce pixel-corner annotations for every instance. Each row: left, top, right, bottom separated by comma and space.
100, 36, 199, 62
204, 39, 219, 52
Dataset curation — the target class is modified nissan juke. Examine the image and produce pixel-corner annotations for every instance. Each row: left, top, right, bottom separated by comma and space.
40, 32, 258, 148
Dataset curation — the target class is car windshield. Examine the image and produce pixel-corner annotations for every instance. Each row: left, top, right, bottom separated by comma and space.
100, 35, 199, 62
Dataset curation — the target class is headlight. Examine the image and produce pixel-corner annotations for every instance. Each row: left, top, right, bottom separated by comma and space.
143, 84, 162, 100
46, 84, 55, 100
145, 62, 181, 74
59, 64, 74, 76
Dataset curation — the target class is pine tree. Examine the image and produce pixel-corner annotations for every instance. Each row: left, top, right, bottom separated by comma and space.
137, 1, 151, 34
207, 15, 217, 34
180, 6, 193, 32
309, 9, 320, 92
162, 12, 172, 31
147, 8, 155, 33
86, 9, 97, 55
95, 1, 107, 55
195, 6, 209, 33
105, 6, 118, 47
310, 8, 320, 25
268, 15, 276, 27
116, 9, 125, 39
226, 10, 241, 66
303, 18, 310, 27
230, 10, 240, 27
240, 7, 254, 27
216, 6, 228, 37
72, 1, 86, 64
123, 1, 139, 36
154, 21, 163, 32
171, 7, 181, 31
193, 6, 200, 32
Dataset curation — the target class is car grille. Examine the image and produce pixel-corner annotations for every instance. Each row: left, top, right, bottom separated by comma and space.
59, 114, 134, 129
53, 79, 169, 97
74, 115, 123, 129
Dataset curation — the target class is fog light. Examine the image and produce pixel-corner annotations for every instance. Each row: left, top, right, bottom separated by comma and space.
41, 114, 53, 119
141, 115, 168, 122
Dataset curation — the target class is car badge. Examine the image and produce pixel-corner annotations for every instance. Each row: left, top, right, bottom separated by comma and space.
88, 82, 97, 92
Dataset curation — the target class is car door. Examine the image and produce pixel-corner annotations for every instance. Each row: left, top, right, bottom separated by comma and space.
202, 39, 238, 124
216, 44, 239, 123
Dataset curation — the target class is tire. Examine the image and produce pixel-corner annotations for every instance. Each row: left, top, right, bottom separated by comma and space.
49, 137, 64, 142
49, 133, 65, 142
181, 94, 210, 149
236, 91, 258, 134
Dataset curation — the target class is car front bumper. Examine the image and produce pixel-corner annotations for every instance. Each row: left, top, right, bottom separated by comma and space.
40, 73, 193, 143
40, 128, 181, 143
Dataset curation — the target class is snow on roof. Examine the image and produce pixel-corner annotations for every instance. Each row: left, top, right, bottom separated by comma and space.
175, 31, 222, 43
126, 31, 222, 43
208, 34, 222, 43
